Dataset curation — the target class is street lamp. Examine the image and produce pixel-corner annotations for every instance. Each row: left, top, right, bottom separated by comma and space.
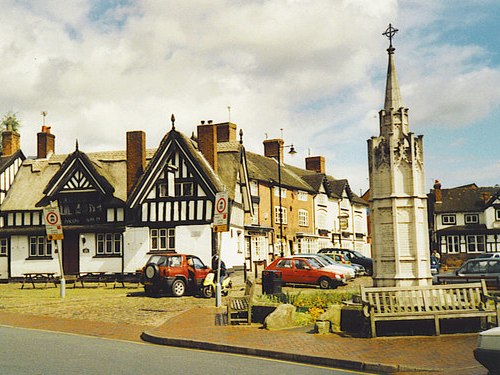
277, 143, 297, 257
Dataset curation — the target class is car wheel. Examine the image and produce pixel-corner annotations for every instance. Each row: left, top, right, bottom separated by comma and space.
318, 277, 331, 289
171, 279, 186, 297
202, 286, 213, 298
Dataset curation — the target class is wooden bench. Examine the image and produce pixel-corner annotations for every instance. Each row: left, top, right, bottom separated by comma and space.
21, 273, 58, 289
360, 280, 500, 337
113, 272, 141, 289
227, 278, 255, 325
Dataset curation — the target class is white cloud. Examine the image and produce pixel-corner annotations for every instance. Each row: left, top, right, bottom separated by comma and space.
0, 0, 498, 193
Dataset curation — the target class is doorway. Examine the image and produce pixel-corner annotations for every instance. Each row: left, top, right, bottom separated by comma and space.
62, 232, 80, 275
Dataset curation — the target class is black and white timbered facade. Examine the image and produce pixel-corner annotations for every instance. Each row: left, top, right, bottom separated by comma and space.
0, 121, 252, 279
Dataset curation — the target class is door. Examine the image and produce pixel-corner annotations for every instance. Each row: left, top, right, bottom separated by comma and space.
62, 232, 80, 275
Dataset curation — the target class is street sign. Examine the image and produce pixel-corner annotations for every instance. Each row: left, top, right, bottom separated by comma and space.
43, 205, 64, 240
213, 192, 229, 232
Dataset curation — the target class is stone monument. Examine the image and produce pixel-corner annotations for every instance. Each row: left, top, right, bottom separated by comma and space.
367, 24, 432, 287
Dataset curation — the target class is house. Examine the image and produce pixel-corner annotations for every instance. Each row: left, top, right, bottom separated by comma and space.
428, 181, 500, 266
0, 118, 252, 279
0, 124, 25, 280
243, 139, 369, 268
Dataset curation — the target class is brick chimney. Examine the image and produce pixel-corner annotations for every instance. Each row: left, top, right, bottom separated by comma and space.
2, 126, 20, 156
197, 123, 218, 171
216, 122, 237, 142
263, 139, 284, 163
433, 180, 442, 203
127, 131, 146, 196
305, 156, 325, 174
37, 126, 55, 159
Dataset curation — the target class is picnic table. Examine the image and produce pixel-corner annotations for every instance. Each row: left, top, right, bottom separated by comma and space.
21, 273, 58, 289
74, 272, 108, 288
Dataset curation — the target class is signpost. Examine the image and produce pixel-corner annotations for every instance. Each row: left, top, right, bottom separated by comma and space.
213, 192, 229, 307
43, 204, 65, 298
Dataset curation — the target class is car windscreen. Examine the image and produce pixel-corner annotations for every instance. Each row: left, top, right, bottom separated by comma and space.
316, 255, 336, 265
307, 258, 322, 269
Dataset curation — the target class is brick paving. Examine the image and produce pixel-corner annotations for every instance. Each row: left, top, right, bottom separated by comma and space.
142, 306, 488, 375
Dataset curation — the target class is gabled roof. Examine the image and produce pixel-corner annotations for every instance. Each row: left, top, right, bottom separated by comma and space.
0, 150, 25, 174
2, 150, 155, 211
41, 149, 115, 204
127, 129, 224, 208
433, 186, 500, 214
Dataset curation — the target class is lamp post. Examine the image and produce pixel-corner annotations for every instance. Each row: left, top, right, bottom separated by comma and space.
277, 143, 296, 257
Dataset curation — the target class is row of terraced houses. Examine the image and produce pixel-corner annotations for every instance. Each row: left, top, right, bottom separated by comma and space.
0, 119, 370, 280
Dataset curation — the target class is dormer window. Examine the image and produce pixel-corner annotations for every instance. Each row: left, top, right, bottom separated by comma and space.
442, 215, 456, 225
464, 214, 479, 224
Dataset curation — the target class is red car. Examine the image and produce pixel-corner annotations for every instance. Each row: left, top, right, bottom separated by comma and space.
265, 256, 346, 289
141, 253, 211, 297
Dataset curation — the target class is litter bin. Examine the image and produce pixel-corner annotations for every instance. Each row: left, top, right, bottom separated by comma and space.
262, 270, 283, 295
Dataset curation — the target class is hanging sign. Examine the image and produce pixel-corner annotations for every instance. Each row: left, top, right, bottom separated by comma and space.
213, 192, 229, 232
43, 205, 64, 240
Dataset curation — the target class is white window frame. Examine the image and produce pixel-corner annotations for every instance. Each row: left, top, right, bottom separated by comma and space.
151, 228, 175, 251
446, 235, 460, 254
29, 236, 52, 257
175, 182, 193, 197
297, 237, 316, 254
251, 236, 267, 260
496, 209, 500, 221
297, 191, 308, 202
0, 238, 7, 256
464, 214, 479, 224
250, 180, 259, 196
251, 203, 259, 225
442, 215, 456, 225
274, 206, 287, 225
298, 209, 309, 227
96, 233, 122, 255
466, 235, 485, 253
274, 186, 286, 198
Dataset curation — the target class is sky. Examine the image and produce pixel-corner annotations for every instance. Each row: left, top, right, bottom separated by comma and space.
0, 0, 499, 195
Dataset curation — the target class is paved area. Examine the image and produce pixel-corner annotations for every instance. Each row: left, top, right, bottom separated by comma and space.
141, 306, 487, 375
0, 307, 486, 375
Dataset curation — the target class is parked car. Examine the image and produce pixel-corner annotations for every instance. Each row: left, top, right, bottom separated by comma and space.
319, 248, 374, 275
476, 252, 500, 259
474, 326, 500, 373
313, 253, 365, 276
141, 253, 211, 297
430, 255, 440, 275
290, 254, 355, 280
437, 258, 500, 288
265, 256, 346, 289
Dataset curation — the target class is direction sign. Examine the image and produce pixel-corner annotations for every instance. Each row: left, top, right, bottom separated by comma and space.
43, 205, 64, 240
213, 192, 229, 232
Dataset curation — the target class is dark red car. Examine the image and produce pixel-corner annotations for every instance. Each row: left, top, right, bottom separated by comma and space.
265, 256, 346, 289
141, 253, 211, 297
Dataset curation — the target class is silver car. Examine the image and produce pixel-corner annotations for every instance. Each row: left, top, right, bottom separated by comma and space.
291, 254, 355, 280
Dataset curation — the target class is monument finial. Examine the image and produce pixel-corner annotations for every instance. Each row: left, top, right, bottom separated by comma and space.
382, 23, 399, 49
171, 114, 176, 130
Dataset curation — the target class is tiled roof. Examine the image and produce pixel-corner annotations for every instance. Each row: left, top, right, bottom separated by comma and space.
2, 149, 156, 211
245, 151, 315, 192
432, 186, 500, 213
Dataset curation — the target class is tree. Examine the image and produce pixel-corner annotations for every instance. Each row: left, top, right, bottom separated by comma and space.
1, 112, 21, 132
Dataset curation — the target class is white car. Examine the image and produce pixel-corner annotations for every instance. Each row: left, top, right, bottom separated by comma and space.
291, 254, 355, 280
474, 326, 500, 373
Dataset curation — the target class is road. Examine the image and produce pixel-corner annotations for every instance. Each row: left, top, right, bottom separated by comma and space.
0, 326, 369, 375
